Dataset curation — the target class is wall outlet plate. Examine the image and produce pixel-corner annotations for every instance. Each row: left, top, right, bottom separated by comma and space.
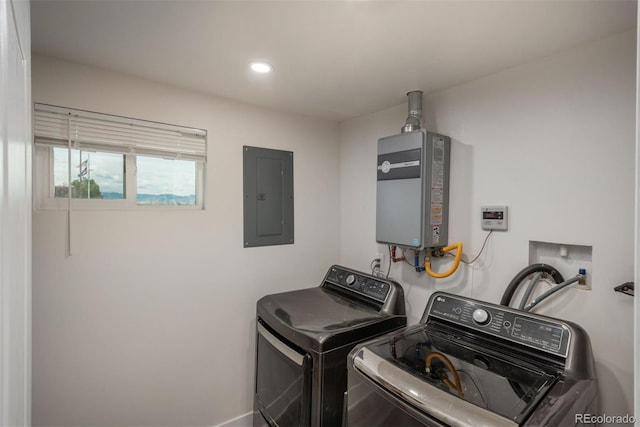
375, 252, 386, 273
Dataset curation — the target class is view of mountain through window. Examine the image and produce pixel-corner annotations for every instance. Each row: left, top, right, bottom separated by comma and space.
53, 148, 124, 199
53, 149, 197, 205
136, 156, 196, 205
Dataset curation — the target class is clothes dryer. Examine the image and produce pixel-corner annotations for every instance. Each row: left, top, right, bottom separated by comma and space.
254, 265, 406, 427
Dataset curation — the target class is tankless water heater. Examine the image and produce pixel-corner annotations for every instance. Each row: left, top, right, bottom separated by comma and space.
376, 129, 450, 249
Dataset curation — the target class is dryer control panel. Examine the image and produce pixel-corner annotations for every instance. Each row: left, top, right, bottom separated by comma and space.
424, 293, 571, 358
325, 266, 390, 303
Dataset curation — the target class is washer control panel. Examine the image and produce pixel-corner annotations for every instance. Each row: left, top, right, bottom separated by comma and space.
426, 293, 571, 358
325, 267, 390, 303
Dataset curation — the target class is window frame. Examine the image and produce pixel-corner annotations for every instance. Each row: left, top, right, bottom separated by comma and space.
34, 146, 205, 210
33, 103, 207, 211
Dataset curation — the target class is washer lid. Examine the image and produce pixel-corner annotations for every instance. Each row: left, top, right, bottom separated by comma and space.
353, 346, 518, 427
350, 324, 561, 426
257, 287, 406, 353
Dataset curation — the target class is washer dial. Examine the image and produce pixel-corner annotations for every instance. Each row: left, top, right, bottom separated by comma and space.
472, 308, 491, 325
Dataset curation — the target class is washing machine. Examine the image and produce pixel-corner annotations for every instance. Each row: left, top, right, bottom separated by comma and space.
346, 291, 598, 427
254, 265, 407, 427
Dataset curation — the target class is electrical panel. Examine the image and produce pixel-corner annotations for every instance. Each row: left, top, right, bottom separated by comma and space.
375, 129, 451, 249
243, 146, 294, 247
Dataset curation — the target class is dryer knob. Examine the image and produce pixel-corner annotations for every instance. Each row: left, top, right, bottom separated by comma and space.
345, 274, 356, 286
472, 308, 491, 325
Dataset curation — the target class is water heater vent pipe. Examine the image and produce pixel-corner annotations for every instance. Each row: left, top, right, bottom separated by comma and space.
401, 90, 423, 133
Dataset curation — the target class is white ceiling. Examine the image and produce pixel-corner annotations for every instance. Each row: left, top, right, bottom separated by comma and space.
31, 0, 637, 121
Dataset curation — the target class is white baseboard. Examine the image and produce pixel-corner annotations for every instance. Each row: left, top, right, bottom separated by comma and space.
213, 411, 253, 427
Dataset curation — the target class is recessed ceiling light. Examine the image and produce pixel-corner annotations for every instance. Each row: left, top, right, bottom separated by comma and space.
250, 61, 273, 73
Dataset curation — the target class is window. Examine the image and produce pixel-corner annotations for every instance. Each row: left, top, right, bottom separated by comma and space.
53, 148, 125, 199
136, 156, 197, 206
34, 104, 206, 209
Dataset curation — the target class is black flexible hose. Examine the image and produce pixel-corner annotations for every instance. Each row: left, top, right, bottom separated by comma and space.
500, 263, 565, 307
501, 263, 565, 402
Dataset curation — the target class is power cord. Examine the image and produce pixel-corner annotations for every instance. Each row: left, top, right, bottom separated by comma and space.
445, 230, 493, 265
370, 258, 381, 276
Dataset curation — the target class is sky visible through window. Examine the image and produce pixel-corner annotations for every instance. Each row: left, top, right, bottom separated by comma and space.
53, 148, 196, 199
136, 156, 195, 197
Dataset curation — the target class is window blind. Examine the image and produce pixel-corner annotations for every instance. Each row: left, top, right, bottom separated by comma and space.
33, 103, 207, 161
